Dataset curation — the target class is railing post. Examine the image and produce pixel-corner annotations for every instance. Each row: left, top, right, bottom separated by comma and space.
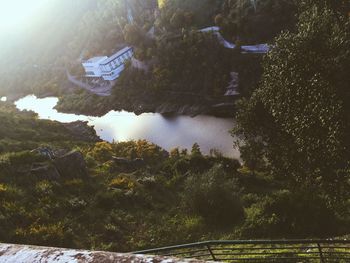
317, 243, 325, 263
206, 245, 217, 261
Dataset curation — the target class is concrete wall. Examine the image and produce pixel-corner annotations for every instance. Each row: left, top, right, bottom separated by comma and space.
0, 243, 211, 263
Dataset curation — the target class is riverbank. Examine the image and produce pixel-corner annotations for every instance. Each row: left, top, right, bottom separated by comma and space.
15, 95, 239, 158
3, 90, 236, 118
53, 91, 237, 118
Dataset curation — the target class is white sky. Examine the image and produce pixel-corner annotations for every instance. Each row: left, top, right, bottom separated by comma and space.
0, 0, 49, 33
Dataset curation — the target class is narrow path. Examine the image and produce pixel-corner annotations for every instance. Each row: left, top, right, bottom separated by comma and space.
66, 70, 112, 96
199, 26, 269, 53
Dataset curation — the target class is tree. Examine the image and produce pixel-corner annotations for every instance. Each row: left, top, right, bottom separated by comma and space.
184, 165, 244, 225
214, 13, 224, 27
124, 24, 144, 46
157, 0, 225, 30
170, 147, 180, 158
233, 3, 350, 199
220, 0, 297, 43
191, 143, 202, 156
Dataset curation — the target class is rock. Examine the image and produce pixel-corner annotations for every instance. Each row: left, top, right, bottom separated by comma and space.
30, 163, 60, 181
63, 121, 101, 142
54, 151, 87, 178
0, 243, 211, 263
30, 147, 55, 160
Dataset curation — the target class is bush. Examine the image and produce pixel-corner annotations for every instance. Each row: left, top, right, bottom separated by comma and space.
89, 142, 113, 163
109, 175, 136, 190
7, 151, 46, 166
242, 190, 339, 238
184, 165, 244, 226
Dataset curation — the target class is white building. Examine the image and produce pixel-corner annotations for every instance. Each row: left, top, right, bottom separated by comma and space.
82, 56, 108, 78
82, 46, 133, 81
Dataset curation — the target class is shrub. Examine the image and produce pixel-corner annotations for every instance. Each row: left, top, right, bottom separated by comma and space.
242, 190, 339, 238
184, 165, 244, 226
7, 151, 46, 166
89, 142, 113, 163
109, 175, 136, 190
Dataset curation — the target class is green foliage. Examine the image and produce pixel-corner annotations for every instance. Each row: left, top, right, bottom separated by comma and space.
112, 140, 168, 163
109, 175, 137, 190
0, 106, 348, 251
1, 0, 350, 253
243, 190, 339, 238
220, 0, 297, 43
111, 31, 234, 112
190, 143, 202, 156
233, 3, 350, 198
158, 0, 224, 30
124, 24, 145, 46
0, 103, 89, 153
184, 165, 244, 225
89, 142, 114, 163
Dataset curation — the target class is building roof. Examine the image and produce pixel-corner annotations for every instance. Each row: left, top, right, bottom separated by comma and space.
83, 56, 108, 65
100, 46, 133, 65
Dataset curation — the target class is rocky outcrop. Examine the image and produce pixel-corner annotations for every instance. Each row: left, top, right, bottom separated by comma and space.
0, 243, 211, 263
53, 151, 87, 178
28, 148, 88, 180
30, 163, 61, 181
31, 147, 55, 160
63, 121, 101, 142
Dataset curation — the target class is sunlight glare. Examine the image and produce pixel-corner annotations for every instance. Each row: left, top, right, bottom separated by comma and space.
0, 0, 48, 31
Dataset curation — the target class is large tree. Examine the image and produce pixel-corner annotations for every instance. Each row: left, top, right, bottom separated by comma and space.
220, 0, 297, 43
233, 1, 350, 200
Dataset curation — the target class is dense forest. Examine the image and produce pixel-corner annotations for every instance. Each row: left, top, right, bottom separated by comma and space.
57, 0, 297, 116
0, 0, 349, 253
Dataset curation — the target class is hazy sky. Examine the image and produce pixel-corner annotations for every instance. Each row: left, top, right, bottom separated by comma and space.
0, 0, 51, 33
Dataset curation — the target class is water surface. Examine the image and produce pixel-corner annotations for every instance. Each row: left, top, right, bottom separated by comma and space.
15, 95, 239, 158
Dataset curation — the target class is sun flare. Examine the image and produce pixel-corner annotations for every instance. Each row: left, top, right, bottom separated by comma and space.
0, 0, 48, 32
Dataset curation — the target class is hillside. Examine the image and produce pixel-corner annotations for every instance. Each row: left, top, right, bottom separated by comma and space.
0, 0, 297, 117
0, 100, 348, 251
0, 0, 349, 254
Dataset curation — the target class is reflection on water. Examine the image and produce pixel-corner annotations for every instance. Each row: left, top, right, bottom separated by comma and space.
15, 95, 239, 158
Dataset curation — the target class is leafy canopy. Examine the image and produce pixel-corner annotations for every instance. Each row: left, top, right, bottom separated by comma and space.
233, 2, 350, 198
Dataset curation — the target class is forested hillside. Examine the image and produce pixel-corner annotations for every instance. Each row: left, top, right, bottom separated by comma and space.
0, 0, 298, 116
0, 100, 348, 251
0, 0, 349, 252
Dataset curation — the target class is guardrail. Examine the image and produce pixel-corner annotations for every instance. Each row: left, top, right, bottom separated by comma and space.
133, 239, 350, 262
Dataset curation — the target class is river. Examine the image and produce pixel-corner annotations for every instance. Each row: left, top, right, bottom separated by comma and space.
15, 95, 239, 158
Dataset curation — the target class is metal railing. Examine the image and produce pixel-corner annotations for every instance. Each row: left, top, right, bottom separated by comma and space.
133, 239, 350, 262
